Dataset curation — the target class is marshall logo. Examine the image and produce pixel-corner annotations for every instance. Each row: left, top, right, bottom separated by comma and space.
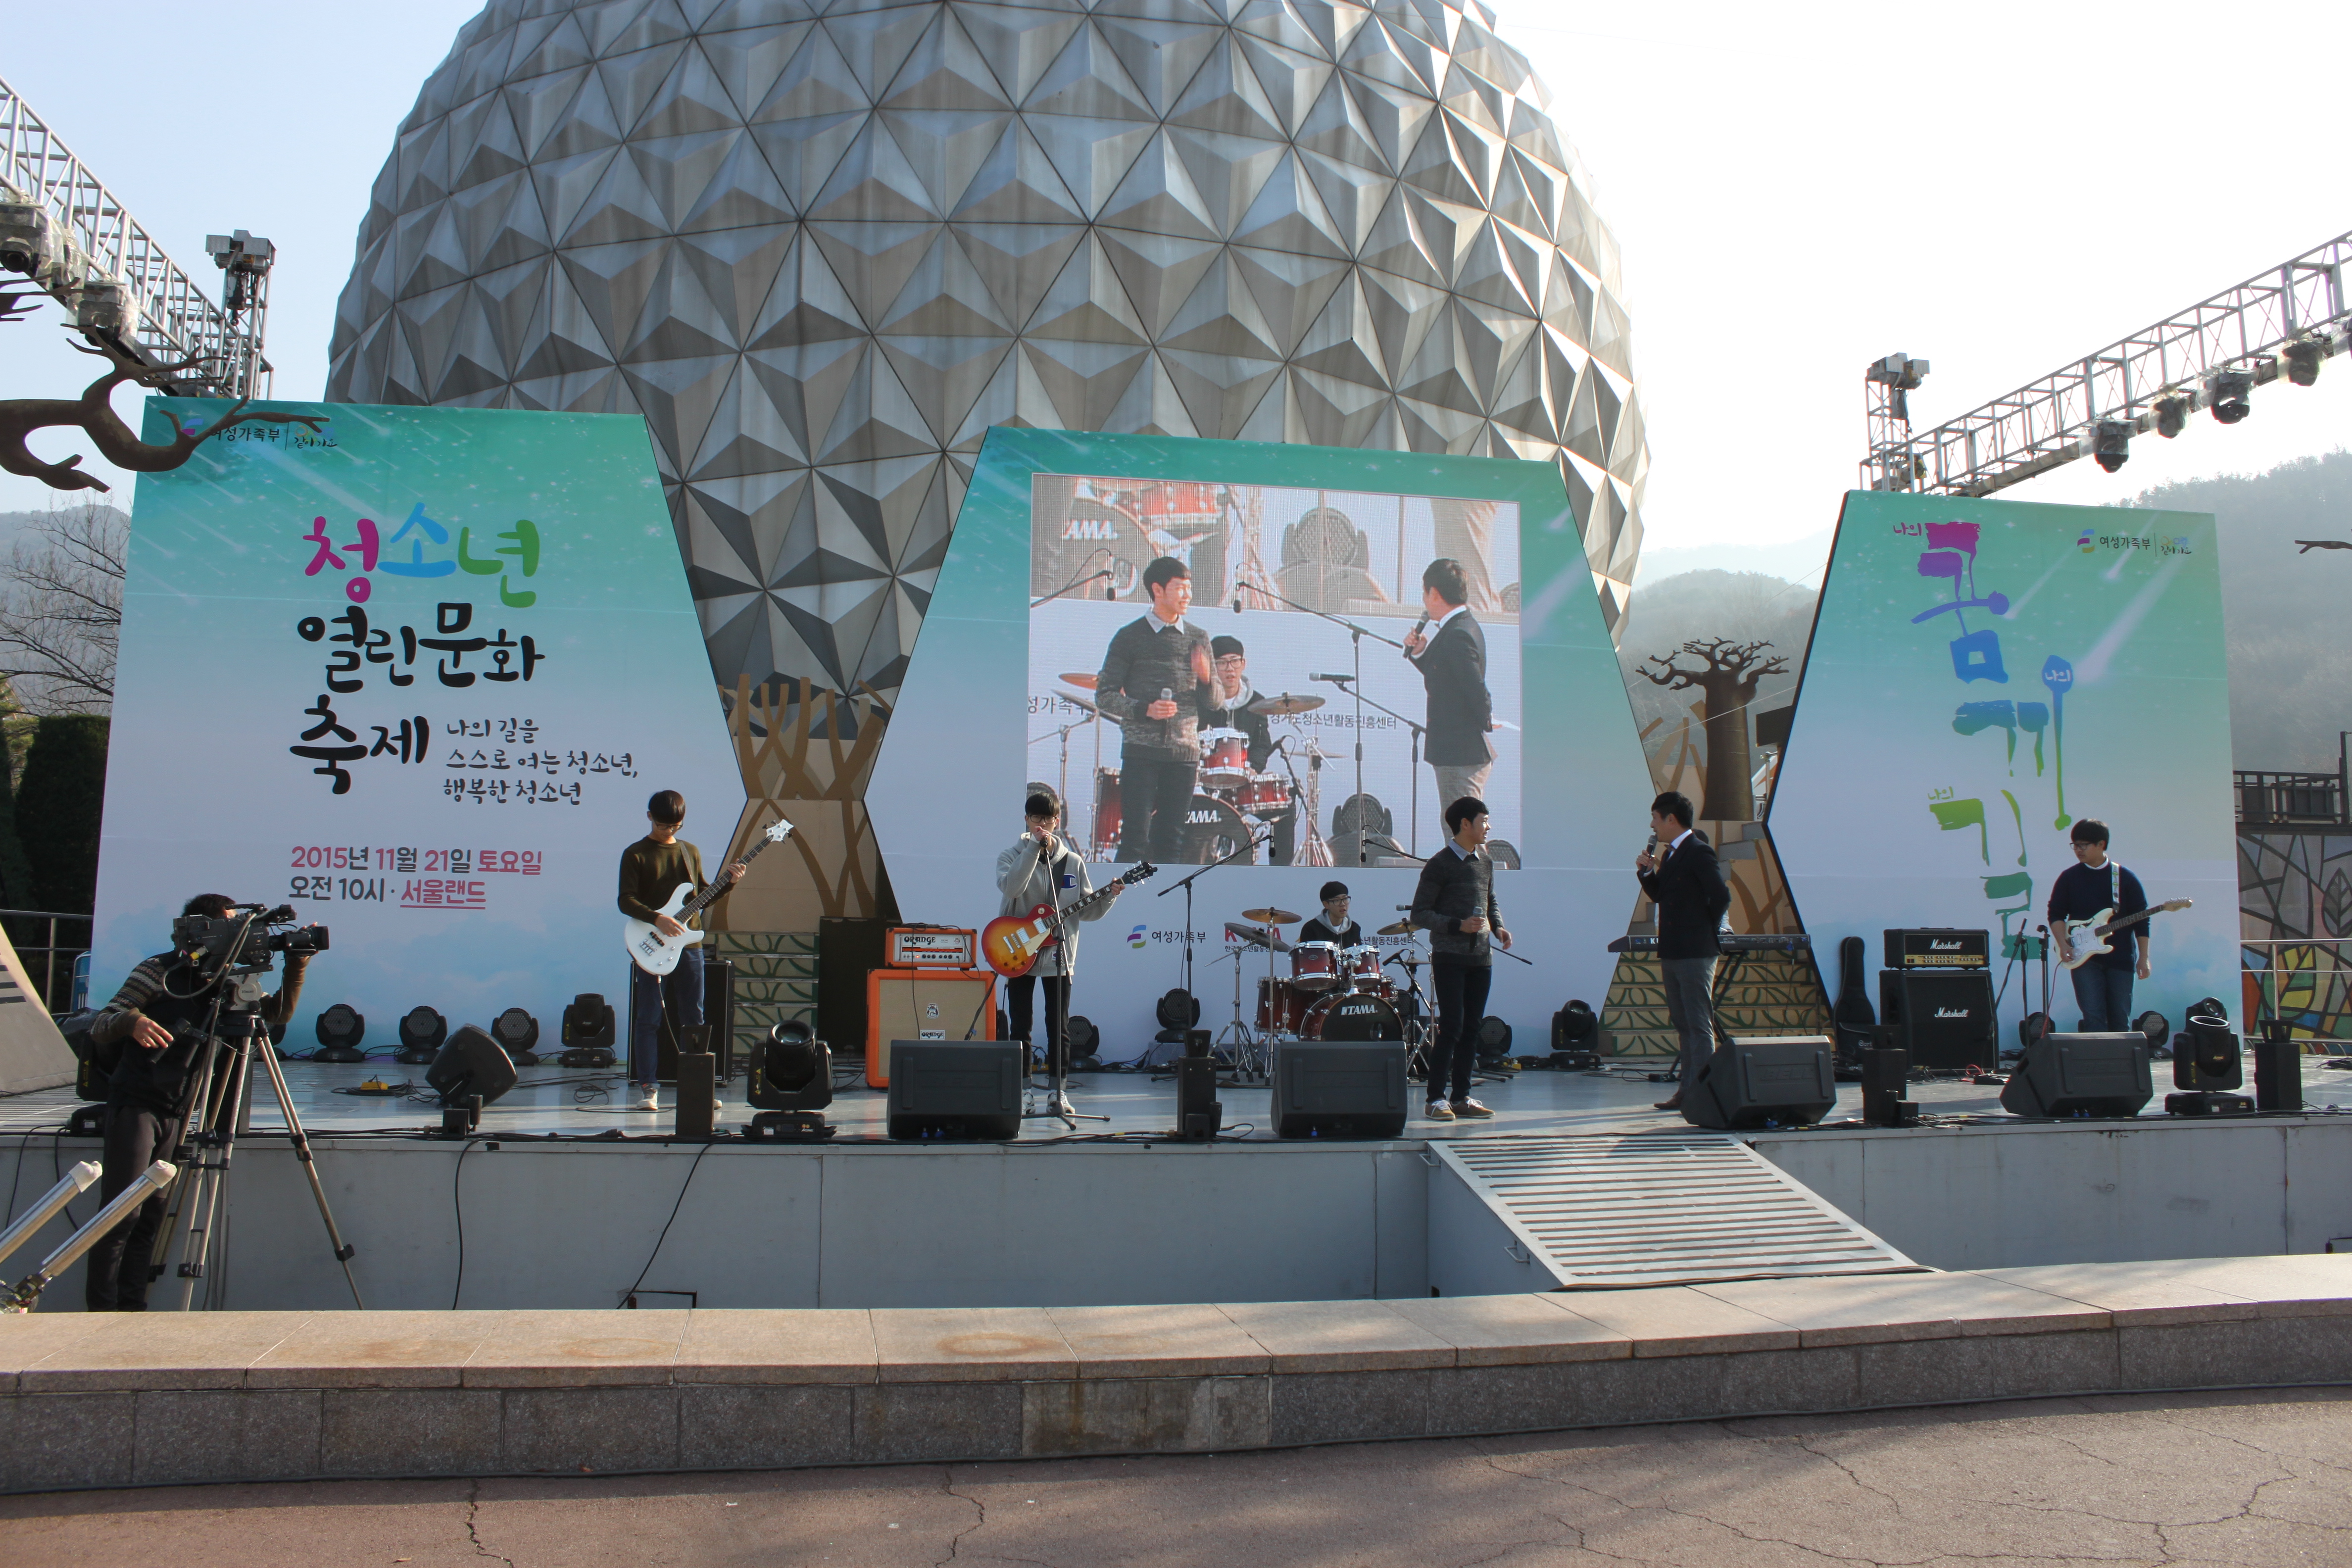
1930, 939, 1960, 949
1934, 1006, 1971, 1019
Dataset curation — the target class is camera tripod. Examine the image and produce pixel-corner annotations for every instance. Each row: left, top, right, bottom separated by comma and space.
147, 966, 363, 1310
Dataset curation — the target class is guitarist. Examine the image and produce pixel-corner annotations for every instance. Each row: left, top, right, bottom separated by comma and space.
995, 789, 1121, 1113
2047, 818, 2151, 1031
618, 789, 747, 1113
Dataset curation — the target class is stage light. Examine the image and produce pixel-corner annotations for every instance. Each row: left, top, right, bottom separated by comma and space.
490, 1007, 541, 1067
396, 1005, 446, 1066
558, 992, 617, 1068
2283, 336, 2324, 387
313, 1003, 366, 1064
0, 202, 53, 276
1156, 989, 1199, 1031
1065, 1014, 1101, 1067
2093, 421, 2131, 474
1474, 1015, 1514, 1064
2154, 394, 2190, 439
426, 1023, 517, 1108
2207, 368, 2255, 424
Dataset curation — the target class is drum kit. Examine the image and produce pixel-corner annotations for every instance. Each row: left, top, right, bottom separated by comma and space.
1059, 673, 1333, 865
1212, 907, 1433, 1080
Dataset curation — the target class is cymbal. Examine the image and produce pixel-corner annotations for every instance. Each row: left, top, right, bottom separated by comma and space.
1241, 906, 1301, 926
1225, 921, 1291, 953
1059, 672, 1098, 689
1248, 691, 1323, 716
1376, 918, 1419, 936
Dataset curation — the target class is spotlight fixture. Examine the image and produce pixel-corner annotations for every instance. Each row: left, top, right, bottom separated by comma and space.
0, 202, 53, 277
745, 1019, 835, 1139
2165, 1004, 2252, 1115
2092, 421, 2131, 474
558, 992, 617, 1069
313, 1003, 366, 1064
490, 1007, 541, 1067
2283, 336, 2325, 388
395, 1005, 447, 1066
2154, 393, 2191, 439
2206, 367, 2255, 424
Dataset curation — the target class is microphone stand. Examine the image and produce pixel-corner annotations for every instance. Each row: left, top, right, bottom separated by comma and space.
1157, 826, 1270, 1048
1031, 558, 1114, 610
1235, 574, 1406, 865
1315, 677, 1426, 858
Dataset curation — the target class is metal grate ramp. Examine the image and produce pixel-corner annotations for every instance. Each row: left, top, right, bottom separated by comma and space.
1430, 1133, 1926, 1289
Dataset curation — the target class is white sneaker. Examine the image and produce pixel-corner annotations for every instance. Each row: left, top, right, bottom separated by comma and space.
1047, 1092, 1075, 1116
712, 1099, 724, 1113
1425, 1100, 1456, 1121
1453, 1098, 1496, 1119
635, 1089, 659, 1111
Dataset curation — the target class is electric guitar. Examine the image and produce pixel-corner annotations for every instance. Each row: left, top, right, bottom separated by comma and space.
982, 858, 1156, 977
2058, 898, 2191, 971
623, 817, 794, 976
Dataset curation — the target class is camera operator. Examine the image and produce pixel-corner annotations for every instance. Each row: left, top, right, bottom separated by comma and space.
82, 894, 315, 1311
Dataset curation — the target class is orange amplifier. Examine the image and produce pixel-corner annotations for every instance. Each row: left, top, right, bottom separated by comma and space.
866, 967, 995, 1088
886, 925, 976, 968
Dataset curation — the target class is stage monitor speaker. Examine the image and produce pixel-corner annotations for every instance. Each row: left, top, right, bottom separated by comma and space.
1999, 1032, 2152, 1118
1270, 1038, 1408, 1139
1681, 1035, 1836, 1129
1878, 970, 1998, 1069
818, 915, 891, 1066
885, 1040, 1022, 1140
866, 968, 996, 1087
426, 1024, 517, 1107
1174, 1056, 1222, 1140
2253, 1023, 2303, 1112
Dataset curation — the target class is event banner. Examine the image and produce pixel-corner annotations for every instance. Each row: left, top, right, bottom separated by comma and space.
1770, 490, 2237, 1033
91, 401, 741, 1039
872, 428, 1653, 1062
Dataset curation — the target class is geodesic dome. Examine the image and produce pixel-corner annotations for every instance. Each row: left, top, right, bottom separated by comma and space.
327, 0, 1650, 701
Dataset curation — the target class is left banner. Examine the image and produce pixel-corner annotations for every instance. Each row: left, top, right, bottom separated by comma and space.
92, 401, 741, 1042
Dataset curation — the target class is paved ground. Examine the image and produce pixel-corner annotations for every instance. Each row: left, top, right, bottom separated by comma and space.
4, 1389, 2346, 1566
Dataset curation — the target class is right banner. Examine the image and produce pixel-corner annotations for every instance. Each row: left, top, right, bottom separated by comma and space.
1770, 490, 2237, 1033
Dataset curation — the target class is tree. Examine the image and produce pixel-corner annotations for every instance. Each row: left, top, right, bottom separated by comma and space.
16, 713, 108, 912
0, 499, 124, 714
0, 705, 37, 910
1638, 638, 1790, 821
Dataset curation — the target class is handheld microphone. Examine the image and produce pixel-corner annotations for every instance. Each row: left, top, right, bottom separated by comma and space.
1406, 611, 1429, 653
1232, 584, 1243, 613
1310, 672, 1353, 684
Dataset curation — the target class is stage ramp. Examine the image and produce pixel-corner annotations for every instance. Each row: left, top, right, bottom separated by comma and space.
1428, 1133, 1925, 1296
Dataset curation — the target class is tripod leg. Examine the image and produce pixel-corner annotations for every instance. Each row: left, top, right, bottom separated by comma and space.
147, 1034, 229, 1309
172, 1047, 248, 1310
254, 1033, 364, 1308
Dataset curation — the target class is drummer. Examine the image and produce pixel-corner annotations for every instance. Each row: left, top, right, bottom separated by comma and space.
1297, 881, 1360, 947
1208, 635, 1297, 865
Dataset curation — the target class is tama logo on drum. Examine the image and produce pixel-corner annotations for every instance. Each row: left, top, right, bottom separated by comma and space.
1062, 519, 1117, 540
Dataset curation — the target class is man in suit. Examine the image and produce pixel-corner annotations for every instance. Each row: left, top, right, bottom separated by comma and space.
1634, 790, 1731, 1114
1403, 558, 1494, 845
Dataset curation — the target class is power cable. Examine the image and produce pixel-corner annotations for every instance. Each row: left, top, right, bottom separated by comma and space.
622, 1139, 714, 1305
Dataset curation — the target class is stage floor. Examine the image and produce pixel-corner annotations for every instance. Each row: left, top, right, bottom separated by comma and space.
5, 1054, 2348, 1142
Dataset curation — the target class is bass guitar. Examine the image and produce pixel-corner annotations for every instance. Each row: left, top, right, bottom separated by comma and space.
982, 858, 1156, 977
623, 817, 794, 976
2058, 897, 2191, 971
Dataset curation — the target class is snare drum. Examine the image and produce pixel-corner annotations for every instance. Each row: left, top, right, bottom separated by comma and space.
1256, 977, 1310, 1033
1090, 767, 1122, 855
1339, 944, 1383, 990
1289, 941, 1340, 991
1199, 727, 1251, 786
1233, 771, 1291, 814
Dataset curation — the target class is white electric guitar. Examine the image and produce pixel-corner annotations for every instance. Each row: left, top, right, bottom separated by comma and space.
622, 817, 793, 976
2057, 897, 2191, 972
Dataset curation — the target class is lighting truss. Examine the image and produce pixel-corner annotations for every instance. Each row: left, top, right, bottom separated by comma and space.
1862, 228, 2352, 496
0, 73, 269, 398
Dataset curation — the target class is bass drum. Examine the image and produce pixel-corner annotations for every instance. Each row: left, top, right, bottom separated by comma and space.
1177, 793, 1252, 865
1299, 991, 1403, 1042
1090, 767, 1122, 857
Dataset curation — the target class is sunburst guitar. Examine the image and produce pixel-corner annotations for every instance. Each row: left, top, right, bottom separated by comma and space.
622, 817, 794, 976
982, 860, 1156, 978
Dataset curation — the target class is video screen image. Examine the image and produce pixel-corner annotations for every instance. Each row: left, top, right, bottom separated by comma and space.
1029, 474, 1521, 869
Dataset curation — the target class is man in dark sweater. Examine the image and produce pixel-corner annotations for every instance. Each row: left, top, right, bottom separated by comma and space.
1095, 556, 1216, 863
1403, 558, 1495, 846
619, 789, 747, 1112
1410, 796, 1512, 1120
2047, 818, 2152, 1031
82, 894, 314, 1310
1635, 790, 1730, 1113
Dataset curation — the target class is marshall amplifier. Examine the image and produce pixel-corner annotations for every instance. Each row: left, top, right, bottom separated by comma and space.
1878, 970, 1998, 1070
1884, 928, 1990, 970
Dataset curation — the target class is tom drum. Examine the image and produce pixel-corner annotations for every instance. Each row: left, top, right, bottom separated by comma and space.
1289, 941, 1340, 991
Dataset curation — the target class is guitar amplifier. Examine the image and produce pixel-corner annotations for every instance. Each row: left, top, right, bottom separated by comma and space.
1884, 928, 1990, 970
866, 968, 996, 1088
887, 926, 977, 968
1878, 970, 1998, 1069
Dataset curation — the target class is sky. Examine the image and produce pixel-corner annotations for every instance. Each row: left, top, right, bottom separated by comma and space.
4, 0, 2349, 561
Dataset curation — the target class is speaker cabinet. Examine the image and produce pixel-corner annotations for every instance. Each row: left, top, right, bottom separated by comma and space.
1174, 1056, 1223, 1140
1878, 970, 1998, 1069
2253, 1026, 2303, 1112
865, 969, 997, 1087
1270, 1039, 1408, 1139
1681, 1035, 1837, 1129
426, 1024, 518, 1107
1860, 1045, 1918, 1127
2000, 1032, 2152, 1118
818, 915, 890, 1068
885, 1040, 1023, 1140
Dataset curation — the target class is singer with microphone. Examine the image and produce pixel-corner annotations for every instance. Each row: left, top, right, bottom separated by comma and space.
1402, 559, 1494, 845
1095, 556, 1217, 863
